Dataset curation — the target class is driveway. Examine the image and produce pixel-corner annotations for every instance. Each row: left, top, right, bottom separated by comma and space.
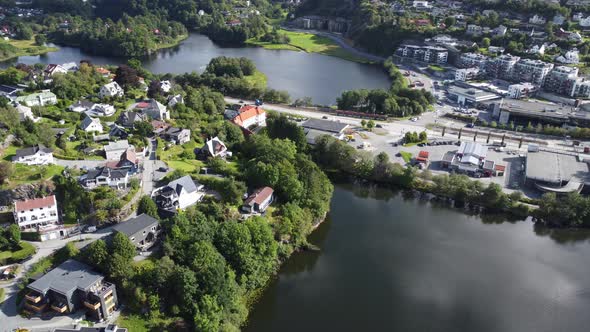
0, 227, 115, 331
53, 158, 105, 169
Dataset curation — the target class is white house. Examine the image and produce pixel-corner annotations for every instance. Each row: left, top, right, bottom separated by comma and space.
61, 62, 79, 72
553, 14, 566, 25
242, 187, 274, 213
529, 14, 547, 25
15, 90, 57, 107
160, 80, 172, 93
412, 0, 431, 10
13, 195, 59, 230
134, 99, 170, 120
99, 81, 124, 99
466, 24, 483, 35
12, 144, 54, 165
80, 115, 103, 133
232, 105, 266, 129
87, 104, 116, 117
528, 44, 546, 55
201, 137, 230, 158
167, 94, 184, 107
573, 12, 584, 21
493, 25, 507, 37
556, 49, 580, 64
43, 64, 68, 77
81, 166, 129, 189
152, 175, 205, 211
15, 103, 39, 122
104, 140, 131, 160
69, 100, 95, 113
580, 16, 590, 27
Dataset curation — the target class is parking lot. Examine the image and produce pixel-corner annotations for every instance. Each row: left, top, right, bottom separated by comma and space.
348, 128, 534, 197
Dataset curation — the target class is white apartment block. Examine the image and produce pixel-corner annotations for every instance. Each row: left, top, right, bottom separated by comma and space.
14, 195, 59, 230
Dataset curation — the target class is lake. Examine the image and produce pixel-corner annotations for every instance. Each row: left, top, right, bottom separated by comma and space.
1, 34, 391, 105
245, 185, 590, 332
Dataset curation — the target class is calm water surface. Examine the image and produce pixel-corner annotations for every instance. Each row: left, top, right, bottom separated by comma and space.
1, 34, 390, 105
245, 185, 590, 332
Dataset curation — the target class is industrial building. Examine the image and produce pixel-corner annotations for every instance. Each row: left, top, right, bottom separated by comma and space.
525, 150, 590, 193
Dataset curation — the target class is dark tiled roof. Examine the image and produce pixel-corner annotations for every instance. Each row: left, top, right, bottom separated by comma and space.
112, 213, 159, 238
301, 118, 348, 134
15, 144, 53, 158
27, 259, 103, 295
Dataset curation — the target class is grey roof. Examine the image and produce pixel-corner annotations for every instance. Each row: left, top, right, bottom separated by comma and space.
304, 128, 328, 144
104, 140, 129, 152
81, 115, 100, 130
15, 144, 52, 158
301, 118, 349, 134
113, 213, 159, 238
70, 100, 95, 110
526, 151, 589, 185
86, 166, 127, 180
27, 259, 103, 295
166, 175, 199, 194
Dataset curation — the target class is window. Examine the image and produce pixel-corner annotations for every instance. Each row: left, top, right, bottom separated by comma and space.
20, 217, 26, 222
50, 211, 57, 216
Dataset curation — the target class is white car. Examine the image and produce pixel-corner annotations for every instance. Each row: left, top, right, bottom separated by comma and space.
410, 117, 418, 122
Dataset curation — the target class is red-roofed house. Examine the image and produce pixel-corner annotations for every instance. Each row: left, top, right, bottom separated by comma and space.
242, 187, 274, 213
13, 195, 59, 230
233, 105, 266, 129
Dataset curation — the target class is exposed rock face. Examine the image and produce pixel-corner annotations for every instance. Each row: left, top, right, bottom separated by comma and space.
0, 182, 55, 207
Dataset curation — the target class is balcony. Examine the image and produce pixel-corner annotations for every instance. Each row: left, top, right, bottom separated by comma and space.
25, 301, 47, 312
51, 302, 68, 313
84, 299, 101, 310
25, 291, 43, 303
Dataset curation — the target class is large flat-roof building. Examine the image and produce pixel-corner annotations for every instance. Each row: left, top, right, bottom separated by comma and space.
447, 83, 501, 106
525, 150, 590, 193
25, 259, 118, 321
301, 118, 350, 144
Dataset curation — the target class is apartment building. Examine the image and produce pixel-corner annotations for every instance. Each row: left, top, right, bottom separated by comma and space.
25, 260, 118, 321
396, 45, 448, 64
543, 66, 579, 97
14, 195, 59, 230
455, 68, 480, 81
458, 53, 489, 69
508, 82, 538, 99
513, 59, 554, 86
487, 54, 520, 81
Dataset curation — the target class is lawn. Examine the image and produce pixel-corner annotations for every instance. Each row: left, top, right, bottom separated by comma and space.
154, 34, 189, 51
8, 164, 64, 186
247, 29, 372, 64
0, 36, 58, 61
158, 140, 204, 173
2, 145, 17, 161
243, 70, 268, 90
428, 64, 445, 72
400, 151, 413, 163
0, 242, 36, 264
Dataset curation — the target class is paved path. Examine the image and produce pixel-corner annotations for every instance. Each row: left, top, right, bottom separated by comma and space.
53, 158, 105, 169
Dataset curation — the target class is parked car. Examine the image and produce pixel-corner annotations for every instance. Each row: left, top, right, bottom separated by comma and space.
376, 124, 383, 128
85, 226, 97, 233
158, 167, 169, 172
322, 115, 329, 119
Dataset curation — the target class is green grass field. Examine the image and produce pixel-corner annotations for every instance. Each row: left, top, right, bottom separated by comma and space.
244, 70, 268, 90
0, 242, 36, 263
0, 36, 58, 61
9, 164, 64, 186
158, 141, 204, 173
400, 151, 413, 163
247, 29, 372, 64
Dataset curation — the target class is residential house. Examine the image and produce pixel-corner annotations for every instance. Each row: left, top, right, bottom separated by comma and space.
412, 0, 431, 10
527, 44, 546, 55
80, 115, 103, 133
134, 99, 170, 120
152, 175, 205, 211
580, 16, 590, 27
160, 80, 172, 93
199, 137, 230, 158
43, 64, 67, 77
242, 187, 274, 213
164, 127, 191, 145
24, 259, 118, 321
108, 124, 129, 140
13, 195, 59, 230
151, 120, 170, 135
466, 24, 483, 35
112, 214, 160, 251
556, 49, 580, 64
99, 82, 124, 99
104, 140, 131, 160
529, 14, 546, 25
81, 167, 128, 189
493, 25, 507, 37
69, 100, 95, 113
15, 103, 39, 122
0, 84, 21, 99
106, 148, 138, 173
167, 94, 184, 107
61, 62, 79, 72
86, 104, 116, 117
232, 105, 267, 129
16, 90, 57, 107
488, 46, 505, 54
117, 111, 148, 128
12, 144, 54, 165
95, 67, 111, 78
